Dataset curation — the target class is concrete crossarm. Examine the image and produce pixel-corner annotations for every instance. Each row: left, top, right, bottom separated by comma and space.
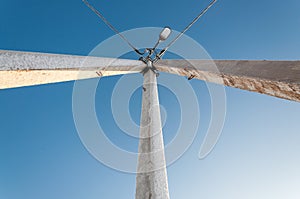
156, 60, 300, 102
1, 50, 299, 102
0, 50, 146, 89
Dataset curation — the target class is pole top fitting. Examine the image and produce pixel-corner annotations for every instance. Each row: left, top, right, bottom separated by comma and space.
147, 60, 153, 67
140, 60, 159, 77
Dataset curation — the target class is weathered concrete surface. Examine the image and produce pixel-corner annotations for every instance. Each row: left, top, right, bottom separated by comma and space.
136, 69, 170, 199
1, 50, 299, 102
0, 50, 145, 89
156, 60, 300, 102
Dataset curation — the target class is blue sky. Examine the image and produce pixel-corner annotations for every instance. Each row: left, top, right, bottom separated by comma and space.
1, 0, 300, 199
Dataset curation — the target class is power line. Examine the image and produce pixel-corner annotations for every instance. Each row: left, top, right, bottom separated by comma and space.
82, 0, 143, 55
155, 0, 217, 61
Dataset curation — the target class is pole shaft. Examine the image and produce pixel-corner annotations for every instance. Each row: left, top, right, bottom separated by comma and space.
135, 69, 170, 199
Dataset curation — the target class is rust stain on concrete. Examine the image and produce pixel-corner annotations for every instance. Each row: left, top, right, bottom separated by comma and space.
1, 50, 299, 102
156, 60, 300, 102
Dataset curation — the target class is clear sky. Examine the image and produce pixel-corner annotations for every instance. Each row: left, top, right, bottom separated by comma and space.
1, 0, 300, 199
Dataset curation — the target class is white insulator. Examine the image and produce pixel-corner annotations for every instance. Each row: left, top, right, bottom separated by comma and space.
159, 27, 172, 41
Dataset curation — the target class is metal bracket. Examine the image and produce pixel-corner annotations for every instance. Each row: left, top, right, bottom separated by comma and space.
188, 74, 196, 80
140, 66, 159, 77
140, 60, 159, 77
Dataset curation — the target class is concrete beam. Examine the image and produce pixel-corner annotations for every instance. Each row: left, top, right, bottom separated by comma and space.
156, 60, 300, 102
0, 50, 145, 89
2, 50, 299, 103
136, 69, 170, 199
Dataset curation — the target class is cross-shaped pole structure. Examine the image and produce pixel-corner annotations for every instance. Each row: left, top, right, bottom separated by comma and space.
0, 49, 300, 199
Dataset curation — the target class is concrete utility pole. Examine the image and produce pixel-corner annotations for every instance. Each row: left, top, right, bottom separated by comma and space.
136, 61, 170, 199
1, 49, 300, 199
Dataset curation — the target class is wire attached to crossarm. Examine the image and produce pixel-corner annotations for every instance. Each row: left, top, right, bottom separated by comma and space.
82, 0, 143, 56
154, 0, 217, 62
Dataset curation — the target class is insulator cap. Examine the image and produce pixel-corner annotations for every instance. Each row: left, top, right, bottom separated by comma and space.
159, 27, 172, 41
